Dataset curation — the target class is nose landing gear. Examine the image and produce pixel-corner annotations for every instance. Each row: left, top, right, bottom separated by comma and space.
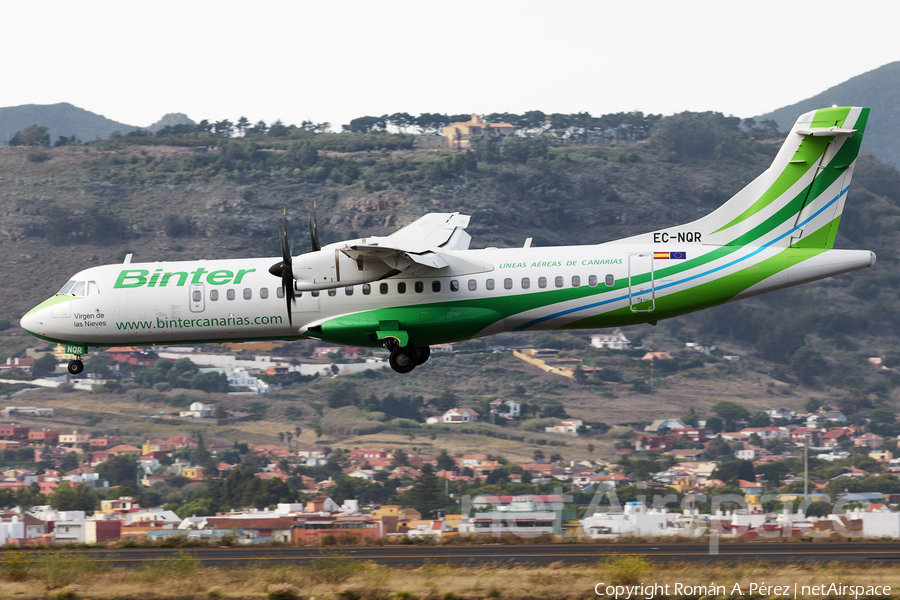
67, 359, 84, 375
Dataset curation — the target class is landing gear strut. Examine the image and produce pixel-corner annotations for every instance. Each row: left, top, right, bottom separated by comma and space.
383, 339, 430, 374
67, 360, 84, 375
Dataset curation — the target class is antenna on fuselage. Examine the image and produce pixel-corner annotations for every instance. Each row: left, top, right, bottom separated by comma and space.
123, 254, 133, 264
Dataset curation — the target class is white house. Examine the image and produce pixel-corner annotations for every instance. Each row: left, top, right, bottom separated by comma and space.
489, 399, 521, 419
440, 408, 479, 424
735, 447, 762, 460
765, 407, 797, 421
590, 332, 630, 350
179, 402, 215, 419
581, 502, 673, 538
545, 418, 583, 435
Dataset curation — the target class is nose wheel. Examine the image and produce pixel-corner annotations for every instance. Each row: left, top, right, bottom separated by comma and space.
67, 360, 84, 375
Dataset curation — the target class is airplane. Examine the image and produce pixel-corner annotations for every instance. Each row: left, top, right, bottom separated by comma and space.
21, 106, 875, 375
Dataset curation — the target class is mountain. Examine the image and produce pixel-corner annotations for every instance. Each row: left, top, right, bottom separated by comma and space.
0, 102, 136, 145
757, 61, 900, 168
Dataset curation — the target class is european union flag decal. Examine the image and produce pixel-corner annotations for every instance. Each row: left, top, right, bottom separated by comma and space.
670, 251, 686, 260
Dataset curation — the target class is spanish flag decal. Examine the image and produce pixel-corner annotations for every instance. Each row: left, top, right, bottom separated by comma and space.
654, 252, 686, 259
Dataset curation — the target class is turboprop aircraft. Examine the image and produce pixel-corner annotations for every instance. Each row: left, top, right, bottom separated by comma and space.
21, 107, 876, 375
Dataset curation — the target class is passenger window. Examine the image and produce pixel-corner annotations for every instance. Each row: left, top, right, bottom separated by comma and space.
345, 286, 354, 295
58, 281, 76, 295
362, 284, 371, 295
555, 276, 564, 288
432, 281, 441, 292
71, 281, 85, 296
468, 279, 477, 291
504, 278, 513, 290
243, 288, 252, 300
398, 282, 406, 294
605, 274, 615, 287
380, 283, 388, 294
538, 277, 547, 289
450, 280, 459, 292
311, 290, 320, 297
276, 288, 284, 299
210, 290, 219, 301
521, 277, 530, 289
589, 275, 598, 287
192, 290, 201, 302
327, 288, 336, 296
87, 281, 100, 296
572, 276, 581, 287
226, 289, 235, 300
486, 279, 495, 290
260, 288, 268, 299
415, 281, 424, 293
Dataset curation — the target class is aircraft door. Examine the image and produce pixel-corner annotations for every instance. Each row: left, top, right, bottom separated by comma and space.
628, 253, 655, 312
189, 284, 205, 313
292, 282, 320, 312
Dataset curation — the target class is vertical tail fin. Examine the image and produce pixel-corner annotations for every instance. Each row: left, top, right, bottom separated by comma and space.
701, 107, 869, 249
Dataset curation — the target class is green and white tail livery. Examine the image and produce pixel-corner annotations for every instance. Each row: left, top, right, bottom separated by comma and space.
21, 107, 875, 373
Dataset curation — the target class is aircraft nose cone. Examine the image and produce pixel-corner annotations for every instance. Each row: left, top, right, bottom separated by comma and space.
20, 309, 41, 334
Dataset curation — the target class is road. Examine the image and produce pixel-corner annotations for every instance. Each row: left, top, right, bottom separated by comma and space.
53, 542, 900, 567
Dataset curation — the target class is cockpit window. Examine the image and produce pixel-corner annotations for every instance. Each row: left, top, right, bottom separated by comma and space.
70, 282, 85, 297
87, 281, 100, 296
58, 281, 76, 295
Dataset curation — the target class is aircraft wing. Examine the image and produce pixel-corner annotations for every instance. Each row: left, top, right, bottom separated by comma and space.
341, 212, 472, 275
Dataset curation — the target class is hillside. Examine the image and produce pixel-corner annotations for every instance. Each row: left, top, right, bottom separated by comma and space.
0, 102, 136, 145
1, 116, 899, 459
757, 60, 900, 168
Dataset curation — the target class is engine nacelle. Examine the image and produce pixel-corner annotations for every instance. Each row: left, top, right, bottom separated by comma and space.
290, 242, 396, 291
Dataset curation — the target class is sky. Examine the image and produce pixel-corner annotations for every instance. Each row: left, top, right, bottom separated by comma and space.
3, 0, 899, 131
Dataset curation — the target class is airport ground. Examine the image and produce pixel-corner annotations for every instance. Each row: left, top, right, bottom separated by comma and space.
2, 542, 900, 599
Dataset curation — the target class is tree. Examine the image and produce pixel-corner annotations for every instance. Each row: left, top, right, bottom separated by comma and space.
409, 464, 448, 518
391, 449, 409, 468
533, 450, 545, 462
33, 353, 58, 378
749, 412, 771, 427
236, 116, 250, 136
435, 449, 455, 472
96, 454, 139, 486
191, 371, 227, 393
9, 124, 50, 146
791, 347, 828, 385
711, 459, 755, 484
712, 402, 750, 429
49, 482, 97, 512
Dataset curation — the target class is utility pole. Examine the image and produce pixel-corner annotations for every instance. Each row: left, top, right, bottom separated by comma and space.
804, 430, 809, 499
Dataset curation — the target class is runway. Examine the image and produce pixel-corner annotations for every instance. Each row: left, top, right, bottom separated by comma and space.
54, 542, 900, 567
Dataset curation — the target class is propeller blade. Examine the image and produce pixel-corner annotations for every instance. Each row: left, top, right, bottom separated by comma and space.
309, 200, 321, 252
281, 208, 292, 262
271, 207, 295, 331
283, 270, 295, 331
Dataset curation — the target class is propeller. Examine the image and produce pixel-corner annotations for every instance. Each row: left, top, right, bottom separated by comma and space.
268, 204, 323, 331
268, 208, 297, 330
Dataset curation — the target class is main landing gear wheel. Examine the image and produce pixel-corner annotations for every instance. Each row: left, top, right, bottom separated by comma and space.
67, 360, 84, 375
389, 345, 418, 374
416, 345, 431, 366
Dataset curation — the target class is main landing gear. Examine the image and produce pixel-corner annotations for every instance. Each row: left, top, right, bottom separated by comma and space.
384, 340, 431, 374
